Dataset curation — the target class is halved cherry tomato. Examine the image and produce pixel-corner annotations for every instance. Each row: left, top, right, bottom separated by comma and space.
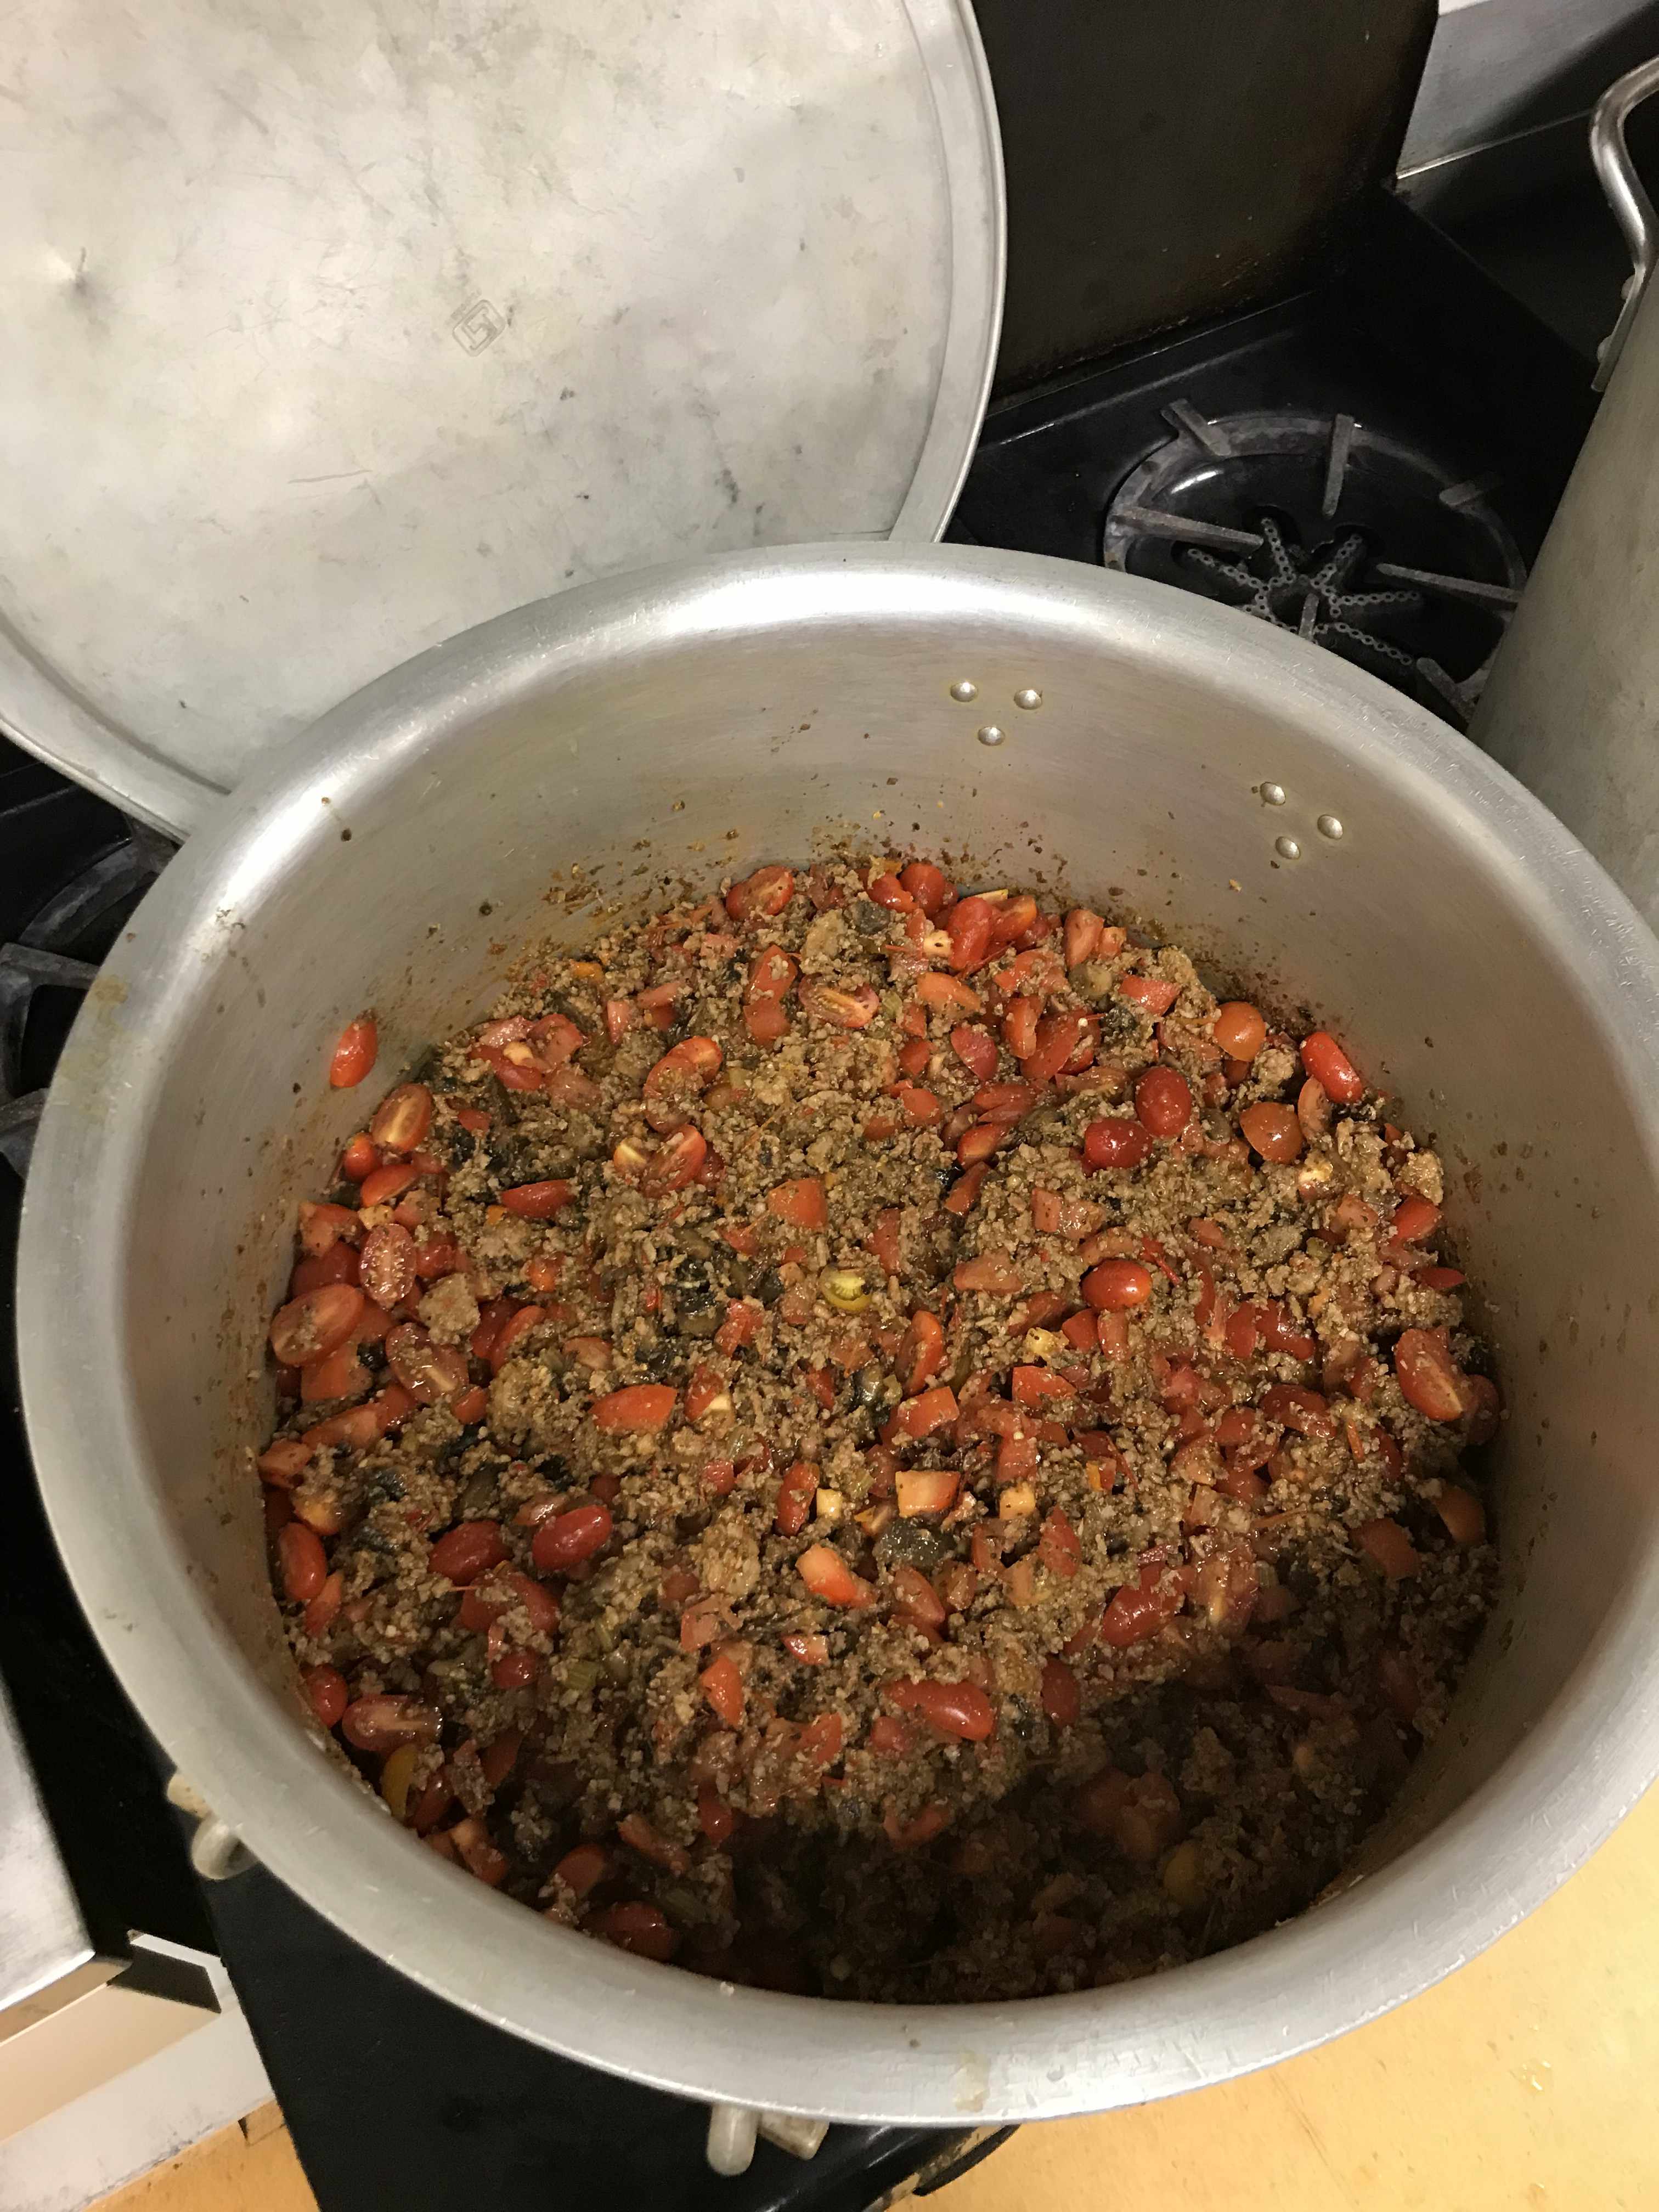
889, 1677, 996, 1741
340, 1132, 381, 1183
1022, 1011, 1091, 1086
369, 1083, 433, 1154
329, 1016, 378, 1088
1083, 1115, 1154, 1172
641, 1127, 708, 1197
867, 871, 915, 911
500, 1180, 575, 1220
1135, 1065, 1192, 1137
532, 1502, 613, 1572
488, 1305, 546, 1375
900, 861, 950, 915
946, 895, 997, 972
304, 1664, 349, 1728
270, 1284, 364, 1368
276, 1522, 327, 1602
1082, 1260, 1153, 1311
1239, 1102, 1304, 1163
1214, 1002, 1267, 1059
1301, 1030, 1365, 1104
430, 1520, 507, 1586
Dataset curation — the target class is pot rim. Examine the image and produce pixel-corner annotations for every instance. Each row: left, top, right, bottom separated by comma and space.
22, 543, 1659, 2123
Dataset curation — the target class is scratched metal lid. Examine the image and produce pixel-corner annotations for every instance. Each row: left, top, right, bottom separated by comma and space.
0, 0, 1002, 836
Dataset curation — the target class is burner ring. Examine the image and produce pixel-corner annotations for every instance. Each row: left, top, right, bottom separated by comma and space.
1101, 404, 1526, 727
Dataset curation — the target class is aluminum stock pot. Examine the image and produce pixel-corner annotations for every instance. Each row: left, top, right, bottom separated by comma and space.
19, 544, 1659, 2126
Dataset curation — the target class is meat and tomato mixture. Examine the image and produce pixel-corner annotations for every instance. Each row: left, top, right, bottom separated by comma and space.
260, 858, 1498, 2001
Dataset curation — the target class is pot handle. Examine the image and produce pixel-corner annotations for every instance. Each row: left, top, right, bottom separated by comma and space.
166, 1771, 257, 1882
1591, 54, 1659, 390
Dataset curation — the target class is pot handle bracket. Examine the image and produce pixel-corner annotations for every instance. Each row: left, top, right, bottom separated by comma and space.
1592, 53, 1659, 390
706, 2103, 829, 2176
166, 1771, 257, 1882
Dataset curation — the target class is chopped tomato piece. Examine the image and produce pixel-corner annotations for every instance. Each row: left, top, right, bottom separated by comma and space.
898, 1310, 945, 1393
590, 1384, 677, 1432
953, 1252, 1022, 1294
1100, 1565, 1186, 1646
775, 1460, 820, 1537
883, 1385, 960, 1442
1358, 1517, 1421, 1578
1063, 908, 1104, 968
1041, 1656, 1081, 1725
1393, 1328, 1465, 1423
944, 1161, 990, 1214
796, 1544, 878, 1608
699, 1651, 746, 1725
725, 865, 795, 921
767, 1177, 827, 1229
1117, 973, 1180, 1015
900, 860, 951, 915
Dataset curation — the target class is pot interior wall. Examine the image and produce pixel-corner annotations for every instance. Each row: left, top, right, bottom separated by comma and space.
88, 557, 1659, 2011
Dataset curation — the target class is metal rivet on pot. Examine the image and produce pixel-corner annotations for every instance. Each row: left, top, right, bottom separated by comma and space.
949, 679, 978, 703
1275, 834, 1301, 860
977, 723, 1006, 747
1317, 813, 1345, 840
1260, 781, 1287, 806
1013, 686, 1042, 710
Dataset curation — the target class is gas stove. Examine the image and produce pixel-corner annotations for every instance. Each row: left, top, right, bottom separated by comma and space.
950, 191, 1595, 731
0, 186, 1598, 2209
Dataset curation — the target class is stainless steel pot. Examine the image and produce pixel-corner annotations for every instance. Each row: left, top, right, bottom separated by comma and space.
21, 544, 1659, 2126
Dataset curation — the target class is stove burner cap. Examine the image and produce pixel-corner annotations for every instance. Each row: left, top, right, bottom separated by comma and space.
1101, 404, 1526, 726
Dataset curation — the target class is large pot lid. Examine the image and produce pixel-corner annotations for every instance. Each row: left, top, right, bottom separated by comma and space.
0, 0, 1002, 836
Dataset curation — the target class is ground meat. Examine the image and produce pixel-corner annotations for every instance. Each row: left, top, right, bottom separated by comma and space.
260, 856, 1499, 1999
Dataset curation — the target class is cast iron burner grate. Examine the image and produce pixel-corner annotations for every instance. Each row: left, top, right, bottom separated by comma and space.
1101, 402, 1527, 726
0, 820, 172, 1176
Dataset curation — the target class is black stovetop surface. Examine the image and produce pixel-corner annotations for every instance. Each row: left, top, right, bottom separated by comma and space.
0, 187, 1598, 2211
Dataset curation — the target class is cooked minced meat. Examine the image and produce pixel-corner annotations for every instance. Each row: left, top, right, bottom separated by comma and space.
259, 856, 1498, 2001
